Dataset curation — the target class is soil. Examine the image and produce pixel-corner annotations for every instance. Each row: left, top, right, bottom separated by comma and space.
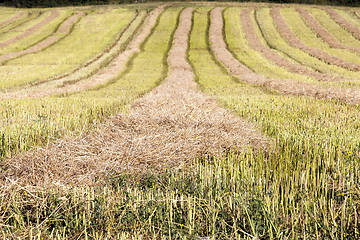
0, 10, 60, 48
271, 8, 360, 71
0, 12, 84, 64
325, 9, 360, 41
211, 8, 360, 105
297, 8, 360, 54
1, 8, 267, 187
242, 8, 348, 82
0, 11, 25, 27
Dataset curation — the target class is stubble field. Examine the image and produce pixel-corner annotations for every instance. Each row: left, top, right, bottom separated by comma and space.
0, 2, 360, 239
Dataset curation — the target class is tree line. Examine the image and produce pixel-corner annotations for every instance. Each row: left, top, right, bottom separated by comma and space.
0, 0, 359, 9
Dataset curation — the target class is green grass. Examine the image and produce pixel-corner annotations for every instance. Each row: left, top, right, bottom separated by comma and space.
0, 9, 136, 90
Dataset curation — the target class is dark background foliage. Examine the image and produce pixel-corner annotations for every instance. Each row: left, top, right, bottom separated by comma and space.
0, 0, 359, 8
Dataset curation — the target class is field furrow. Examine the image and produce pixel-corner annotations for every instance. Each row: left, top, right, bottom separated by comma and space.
0, 11, 24, 27
325, 8, 360, 40
240, 8, 347, 82
211, 7, 360, 104
298, 8, 360, 54
0, 10, 60, 48
0, 12, 84, 64
271, 7, 360, 71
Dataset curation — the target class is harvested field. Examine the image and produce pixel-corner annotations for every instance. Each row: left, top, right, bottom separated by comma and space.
241, 8, 348, 82
0, 12, 84, 64
1, 3, 360, 239
297, 8, 360, 53
325, 8, 360, 40
0, 10, 60, 48
211, 7, 360, 104
0, 7, 159, 98
0, 11, 24, 27
0, 9, 137, 90
1, 7, 266, 186
271, 7, 360, 71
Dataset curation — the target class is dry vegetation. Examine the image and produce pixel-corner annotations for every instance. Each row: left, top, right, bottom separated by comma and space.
0, 2, 360, 238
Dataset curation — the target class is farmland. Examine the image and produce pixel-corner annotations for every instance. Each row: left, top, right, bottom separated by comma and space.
0, 2, 360, 238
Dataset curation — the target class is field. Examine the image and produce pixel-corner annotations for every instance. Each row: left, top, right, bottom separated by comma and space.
0, 2, 360, 239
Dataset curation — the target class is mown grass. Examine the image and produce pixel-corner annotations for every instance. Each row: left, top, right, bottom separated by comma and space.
37, 10, 147, 89
224, 7, 317, 83
0, 6, 179, 158
255, 7, 360, 80
0, 10, 72, 55
1, 4, 360, 239
0, 10, 39, 35
336, 9, 360, 37
0, 9, 19, 23
281, 8, 360, 66
0, 10, 50, 45
308, 8, 360, 48
0, 9, 135, 90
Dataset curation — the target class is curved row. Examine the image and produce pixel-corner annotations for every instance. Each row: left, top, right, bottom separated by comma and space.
0, 12, 84, 64
271, 8, 360, 72
0, 10, 60, 48
240, 8, 348, 82
0, 11, 24, 27
211, 8, 360, 104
